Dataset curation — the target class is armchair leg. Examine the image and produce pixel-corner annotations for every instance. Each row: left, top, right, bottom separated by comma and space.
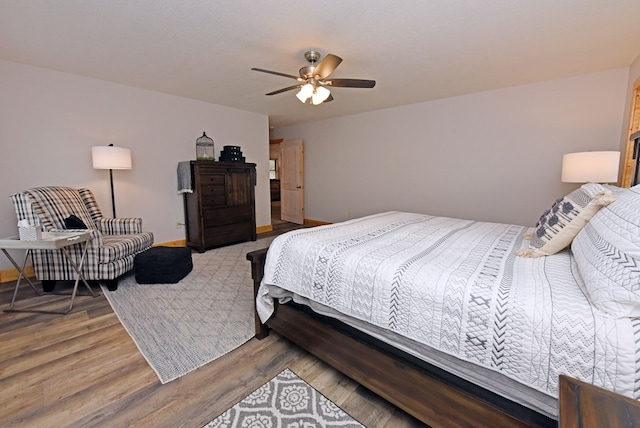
41, 280, 57, 292
105, 279, 118, 291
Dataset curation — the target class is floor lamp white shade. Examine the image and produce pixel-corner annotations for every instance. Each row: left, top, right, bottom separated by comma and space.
91, 145, 132, 217
91, 146, 132, 170
561, 151, 620, 183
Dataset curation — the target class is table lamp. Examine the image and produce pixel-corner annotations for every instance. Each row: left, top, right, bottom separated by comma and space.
561, 151, 620, 183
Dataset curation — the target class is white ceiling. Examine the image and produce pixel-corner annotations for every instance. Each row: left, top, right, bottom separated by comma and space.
1, 0, 640, 128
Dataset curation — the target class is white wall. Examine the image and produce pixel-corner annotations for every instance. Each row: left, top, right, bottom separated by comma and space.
0, 60, 270, 270
271, 68, 628, 226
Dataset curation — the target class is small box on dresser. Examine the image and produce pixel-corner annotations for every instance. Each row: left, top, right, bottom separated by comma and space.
183, 161, 257, 253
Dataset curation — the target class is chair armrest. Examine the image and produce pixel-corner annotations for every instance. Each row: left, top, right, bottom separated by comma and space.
49, 228, 103, 247
96, 217, 142, 234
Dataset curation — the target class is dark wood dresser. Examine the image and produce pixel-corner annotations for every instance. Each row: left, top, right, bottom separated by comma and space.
183, 161, 257, 252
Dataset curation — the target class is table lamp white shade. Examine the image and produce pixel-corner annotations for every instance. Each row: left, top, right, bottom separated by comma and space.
561, 151, 620, 183
91, 146, 132, 170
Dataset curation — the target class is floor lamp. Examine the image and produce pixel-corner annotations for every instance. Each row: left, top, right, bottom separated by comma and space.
91, 144, 132, 217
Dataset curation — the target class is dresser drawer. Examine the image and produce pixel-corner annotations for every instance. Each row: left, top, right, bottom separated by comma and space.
204, 222, 254, 247
200, 183, 226, 195
200, 192, 227, 206
198, 172, 225, 185
202, 206, 253, 226
198, 174, 226, 205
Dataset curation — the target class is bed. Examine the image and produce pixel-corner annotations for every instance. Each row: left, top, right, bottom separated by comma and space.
248, 184, 640, 427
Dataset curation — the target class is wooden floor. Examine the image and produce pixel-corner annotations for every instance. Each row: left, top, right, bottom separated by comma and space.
0, 223, 426, 427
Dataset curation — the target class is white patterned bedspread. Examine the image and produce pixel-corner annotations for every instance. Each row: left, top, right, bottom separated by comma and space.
257, 211, 640, 402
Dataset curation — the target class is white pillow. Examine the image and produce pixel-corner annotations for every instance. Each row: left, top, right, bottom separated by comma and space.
517, 183, 617, 257
572, 185, 640, 318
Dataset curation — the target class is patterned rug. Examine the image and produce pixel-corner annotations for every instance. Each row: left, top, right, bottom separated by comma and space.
204, 369, 364, 428
102, 237, 274, 384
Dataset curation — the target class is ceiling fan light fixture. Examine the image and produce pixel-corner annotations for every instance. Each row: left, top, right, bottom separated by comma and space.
311, 86, 331, 105
296, 83, 314, 103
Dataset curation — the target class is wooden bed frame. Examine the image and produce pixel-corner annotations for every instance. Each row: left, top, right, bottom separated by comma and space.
247, 248, 555, 428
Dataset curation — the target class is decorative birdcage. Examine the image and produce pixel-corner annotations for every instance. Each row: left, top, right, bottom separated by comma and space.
195, 132, 215, 160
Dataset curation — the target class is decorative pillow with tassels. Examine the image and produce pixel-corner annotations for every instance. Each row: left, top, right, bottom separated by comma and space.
516, 183, 617, 258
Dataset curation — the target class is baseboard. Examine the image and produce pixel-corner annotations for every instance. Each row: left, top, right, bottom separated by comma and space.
154, 239, 187, 247
304, 218, 332, 226
0, 265, 35, 284
257, 225, 273, 234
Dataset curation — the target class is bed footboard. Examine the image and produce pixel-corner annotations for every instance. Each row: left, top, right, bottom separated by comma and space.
247, 248, 270, 339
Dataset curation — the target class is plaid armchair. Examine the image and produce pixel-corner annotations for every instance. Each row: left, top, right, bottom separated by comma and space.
10, 186, 154, 291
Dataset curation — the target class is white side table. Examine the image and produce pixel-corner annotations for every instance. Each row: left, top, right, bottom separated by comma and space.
1, 231, 96, 314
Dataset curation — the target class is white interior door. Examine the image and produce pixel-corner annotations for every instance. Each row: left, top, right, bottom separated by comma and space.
280, 139, 304, 224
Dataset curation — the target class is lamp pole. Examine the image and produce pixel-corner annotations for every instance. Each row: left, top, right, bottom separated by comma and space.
109, 166, 116, 217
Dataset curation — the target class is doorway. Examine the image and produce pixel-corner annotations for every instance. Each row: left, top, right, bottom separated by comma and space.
269, 138, 305, 226
269, 139, 286, 226
270, 177, 285, 226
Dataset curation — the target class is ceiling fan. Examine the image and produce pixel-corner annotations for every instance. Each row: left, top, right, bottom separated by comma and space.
251, 50, 376, 105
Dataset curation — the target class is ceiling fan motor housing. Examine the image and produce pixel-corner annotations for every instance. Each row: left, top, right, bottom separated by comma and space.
299, 66, 316, 79
300, 51, 322, 79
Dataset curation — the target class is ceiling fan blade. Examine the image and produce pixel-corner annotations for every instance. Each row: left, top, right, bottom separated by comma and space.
326, 78, 376, 88
251, 68, 300, 80
313, 54, 342, 79
265, 84, 302, 96
323, 93, 334, 103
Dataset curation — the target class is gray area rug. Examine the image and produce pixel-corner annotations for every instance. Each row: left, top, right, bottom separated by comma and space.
204, 368, 364, 428
102, 238, 274, 384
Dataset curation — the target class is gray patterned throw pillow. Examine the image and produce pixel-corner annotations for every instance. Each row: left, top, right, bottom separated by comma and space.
517, 183, 617, 257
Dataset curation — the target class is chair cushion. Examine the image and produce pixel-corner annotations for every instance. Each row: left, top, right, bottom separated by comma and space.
134, 246, 193, 284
